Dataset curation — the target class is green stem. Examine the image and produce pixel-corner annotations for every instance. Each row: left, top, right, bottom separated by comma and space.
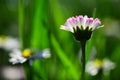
18, 1, 33, 80
30, 64, 33, 80
80, 40, 86, 80
94, 69, 103, 80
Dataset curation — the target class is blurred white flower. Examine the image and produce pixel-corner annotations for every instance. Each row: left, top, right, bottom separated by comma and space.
0, 36, 20, 51
9, 48, 51, 65
1, 66, 25, 80
86, 58, 115, 76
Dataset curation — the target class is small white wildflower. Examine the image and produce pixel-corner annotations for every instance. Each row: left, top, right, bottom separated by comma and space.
9, 48, 51, 65
86, 58, 115, 76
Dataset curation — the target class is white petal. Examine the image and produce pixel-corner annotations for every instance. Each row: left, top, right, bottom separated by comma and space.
68, 17, 76, 27
103, 59, 115, 71
60, 25, 74, 33
20, 58, 27, 63
90, 18, 101, 30
82, 15, 88, 29
86, 61, 99, 76
9, 49, 27, 64
86, 18, 93, 29
76, 16, 81, 27
9, 58, 18, 64
42, 49, 51, 58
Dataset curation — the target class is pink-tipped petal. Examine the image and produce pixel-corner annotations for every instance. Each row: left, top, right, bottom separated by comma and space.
86, 18, 93, 28
76, 16, 81, 27
82, 15, 88, 29
78, 15, 84, 29
68, 17, 76, 27
89, 18, 101, 30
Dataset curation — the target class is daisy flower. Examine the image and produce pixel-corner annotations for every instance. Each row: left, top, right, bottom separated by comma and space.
60, 15, 103, 41
86, 58, 115, 76
60, 15, 104, 79
9, 48, 51, 65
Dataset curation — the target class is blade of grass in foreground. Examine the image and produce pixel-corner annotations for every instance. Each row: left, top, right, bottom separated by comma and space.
30, 0, 48, 79
48, 0, 76, 59
30, 0, 48, 49
51, 34, 79, 80
48, 0, 70, 39
49, 0, 65, 26
18, 0, 24, 49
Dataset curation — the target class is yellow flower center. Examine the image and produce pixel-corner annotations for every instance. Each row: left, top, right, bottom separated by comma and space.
22, 49, 32, 58
93, 59, 103, 67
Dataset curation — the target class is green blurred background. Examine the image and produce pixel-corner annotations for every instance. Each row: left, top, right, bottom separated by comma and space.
0, 0, 120, 80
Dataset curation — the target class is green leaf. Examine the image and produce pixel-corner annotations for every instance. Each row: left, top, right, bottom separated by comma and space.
51, 34, 79, 80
